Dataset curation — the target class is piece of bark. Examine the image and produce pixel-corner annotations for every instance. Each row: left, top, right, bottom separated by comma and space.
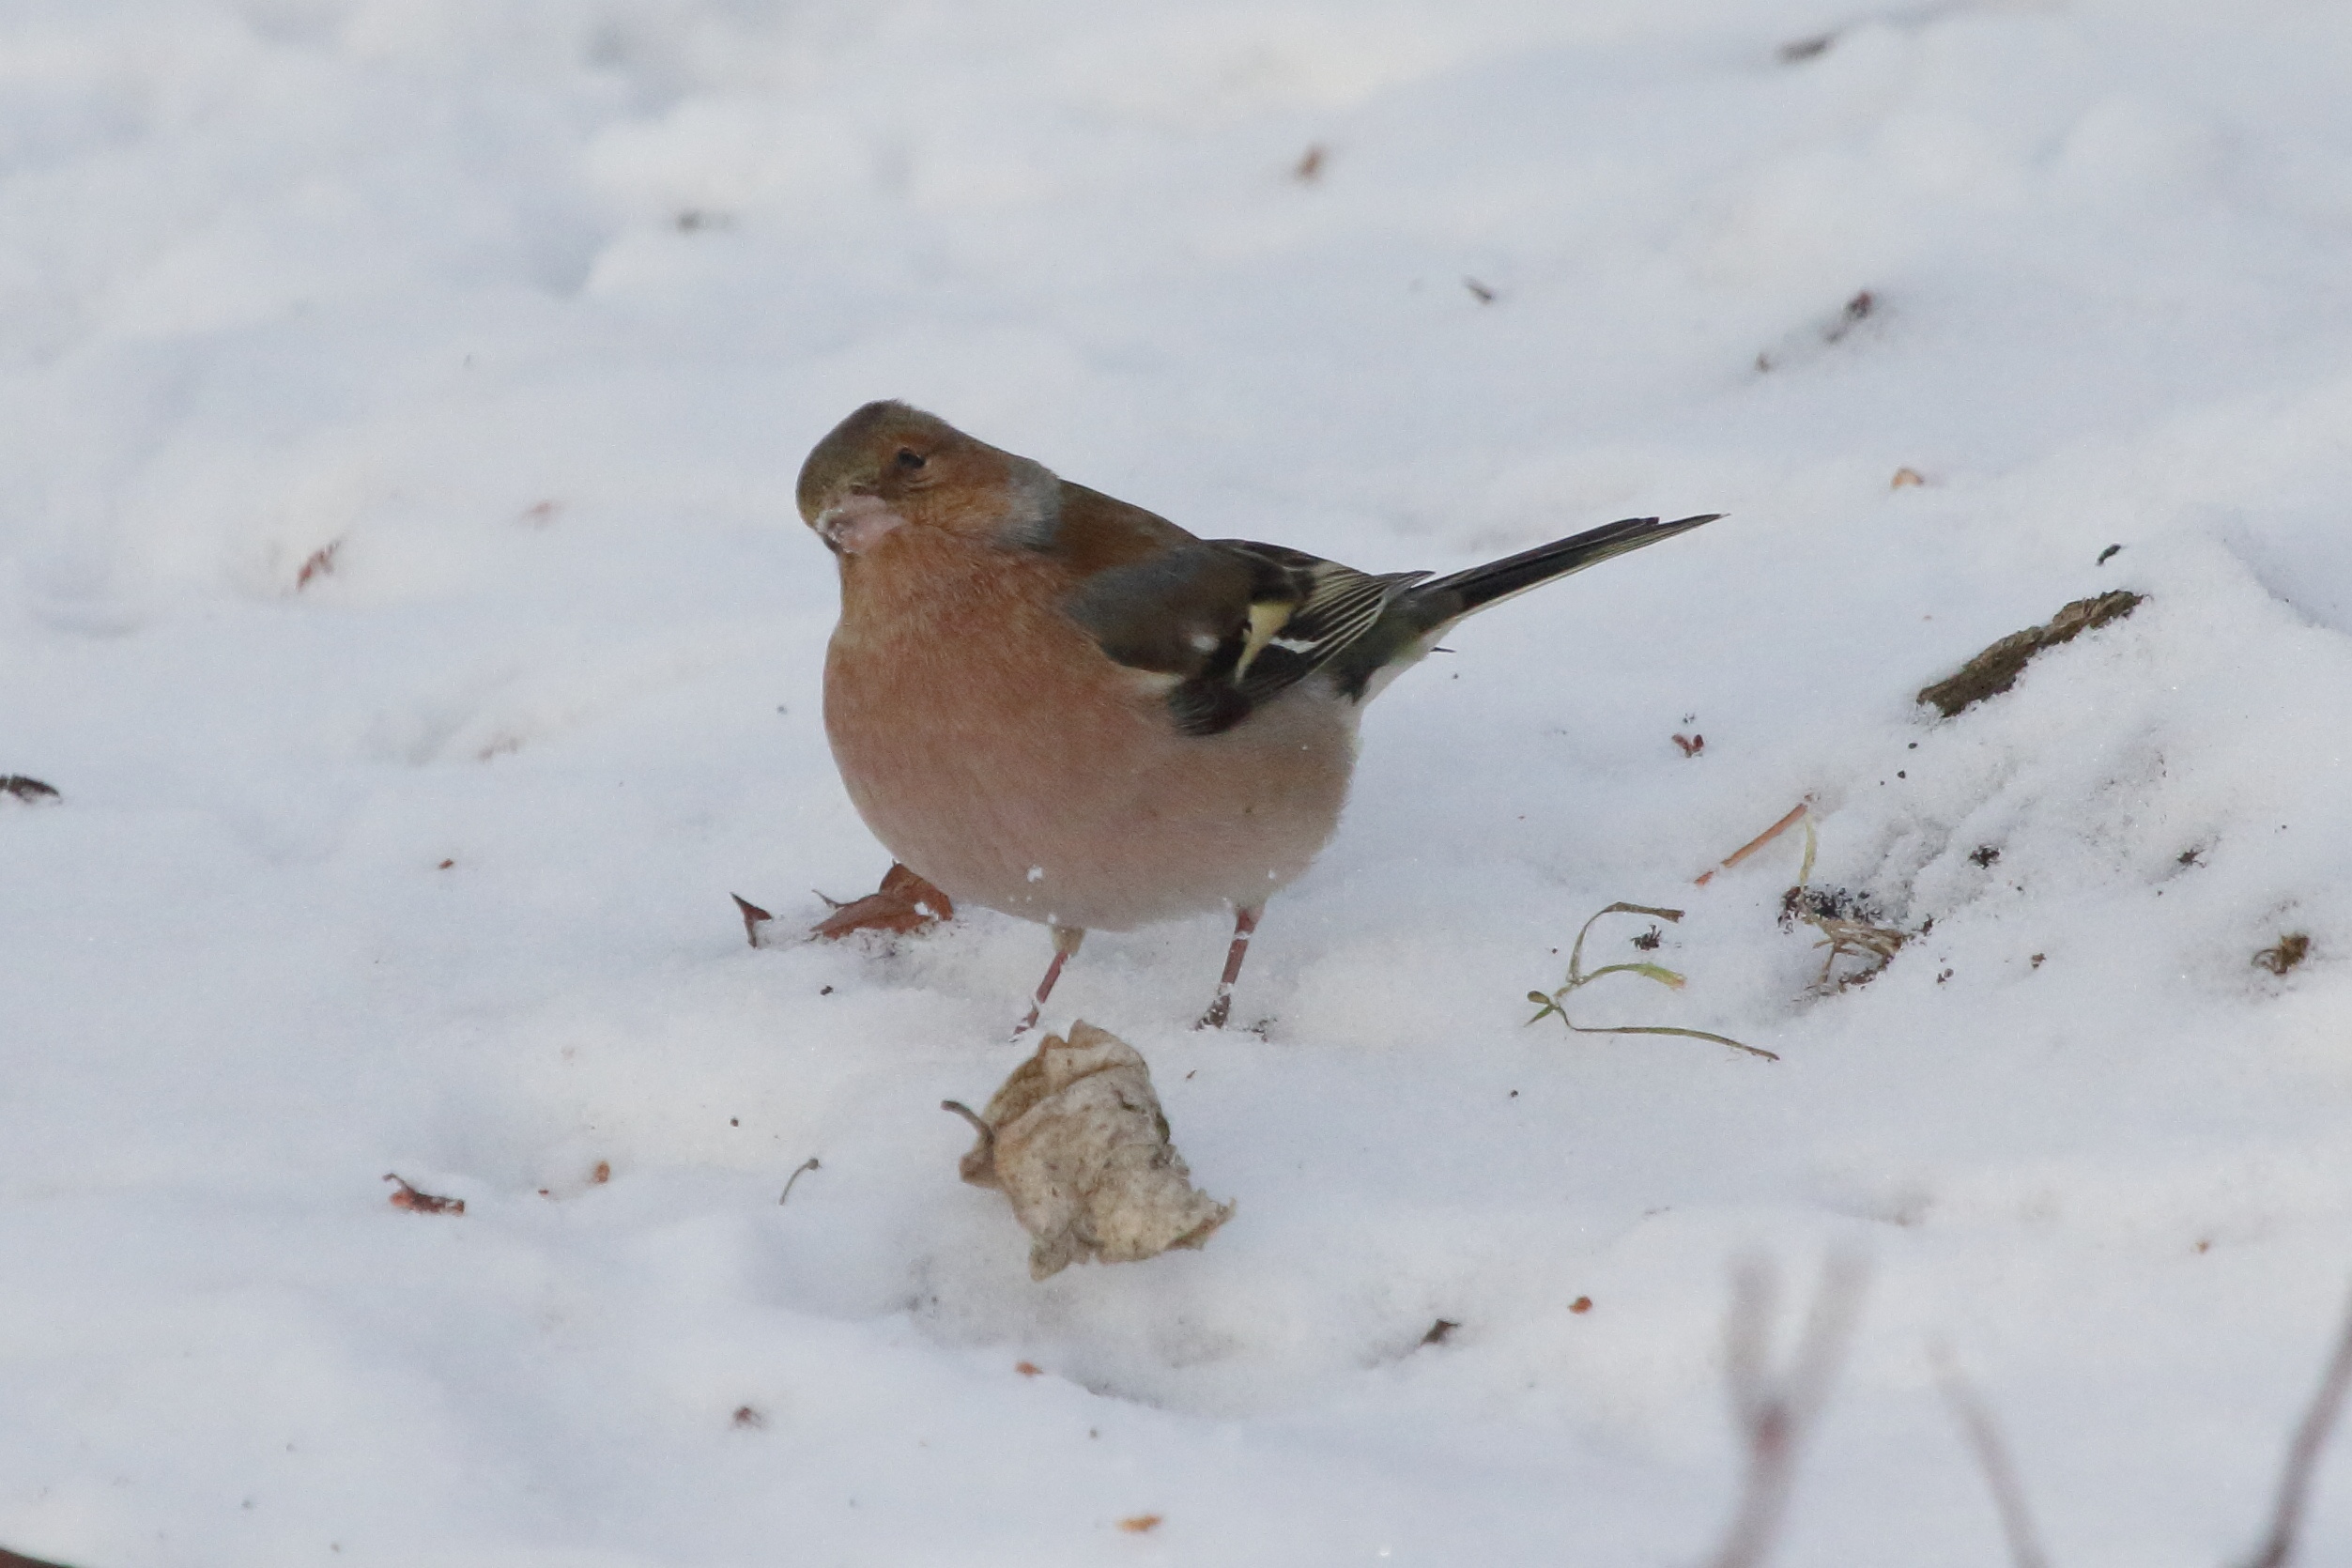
1916, 591, 2144, 717
812, 863, 954, 939
945, 1022, 1233, 1281
0, 776, 60, 804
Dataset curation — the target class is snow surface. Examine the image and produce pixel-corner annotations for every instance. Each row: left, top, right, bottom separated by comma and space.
6, 1, 2352, 1563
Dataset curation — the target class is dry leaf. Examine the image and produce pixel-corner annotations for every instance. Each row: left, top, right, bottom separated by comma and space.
731, 893, 774, 947
731, 1405, 765, 1429
2256, 933, 2312, 976
591, 1161, 611, 1184
295, 541, 341, 590
383, 1173, 464, 1215
1294, 145, 1326, 182
1822, 288, 1874, 343
945, 1022, 1234, 1281
1890, 468, 1925, 488
1117, 1515, 1163, 1534
0, 776, 60, 804
812, 863, 954, 940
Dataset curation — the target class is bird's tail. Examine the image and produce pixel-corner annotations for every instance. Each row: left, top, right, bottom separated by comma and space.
1329, 512, 1720, 701
1409, 513, 1721, 623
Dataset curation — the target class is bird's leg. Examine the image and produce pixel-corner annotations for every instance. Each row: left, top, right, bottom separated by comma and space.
1196, 905, 1262, 1030
1013, 925, 1086, 1036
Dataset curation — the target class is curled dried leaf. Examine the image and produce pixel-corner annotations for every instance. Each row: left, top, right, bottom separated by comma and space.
384, 1173, 464, 1216
295, 540, 342, 590
946, 1022, 1234, 1280
731, 893, 774, 947
812, 863, 954, 940
2256, 933, 2312, 977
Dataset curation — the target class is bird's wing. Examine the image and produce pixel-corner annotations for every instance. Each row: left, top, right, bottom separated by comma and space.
1059, 535, 1424, 737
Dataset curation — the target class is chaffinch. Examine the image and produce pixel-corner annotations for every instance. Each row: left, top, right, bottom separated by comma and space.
797, 401, 1717, 1030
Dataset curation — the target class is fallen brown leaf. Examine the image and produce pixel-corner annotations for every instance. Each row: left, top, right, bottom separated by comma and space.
945, 1022, 1234, 1281
383, 1173, 464, 1216
1117, 1515, 1163, 1534
730, 893, 774, 948
2256, 933, 2312, 977
811, 863, 954, 940
295, 540, 342, 590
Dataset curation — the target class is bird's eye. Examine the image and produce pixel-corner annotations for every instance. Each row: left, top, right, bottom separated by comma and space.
894, 448, 927, 471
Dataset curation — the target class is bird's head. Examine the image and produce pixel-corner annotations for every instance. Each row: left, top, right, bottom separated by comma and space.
796, 401, 1058, 556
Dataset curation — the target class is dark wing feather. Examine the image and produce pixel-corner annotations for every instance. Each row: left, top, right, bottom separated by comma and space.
1058, 511, 1720, 738
1166, 543, 1425, 736
1059, 536, 1424, 737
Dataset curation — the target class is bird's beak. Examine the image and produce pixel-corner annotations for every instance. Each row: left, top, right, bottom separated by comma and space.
814, 494, 905, 555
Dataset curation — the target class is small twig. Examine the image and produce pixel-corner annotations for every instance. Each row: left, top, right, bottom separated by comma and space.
776, 1157, 822, 1206
1704, 1253, 1868, 1568
2241, 1283, 2352, 1568
1696, 803, 1810, 886
940, 1100, 993, 1148
1931, 1344, 2052, 1568
1528, 902, 1776, 1060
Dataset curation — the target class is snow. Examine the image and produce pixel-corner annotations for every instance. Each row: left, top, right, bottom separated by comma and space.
5, 1, 2352, 1562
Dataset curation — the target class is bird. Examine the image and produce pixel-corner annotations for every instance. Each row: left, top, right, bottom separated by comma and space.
797, 400, 1717, 1032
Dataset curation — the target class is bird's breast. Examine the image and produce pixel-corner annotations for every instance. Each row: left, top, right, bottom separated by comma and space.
822, 531, 1359, 930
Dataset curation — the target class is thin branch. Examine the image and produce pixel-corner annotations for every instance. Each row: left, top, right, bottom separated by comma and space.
776, 1157, 822, 1206
1931, 1344, 2052, 1568
1695, 802, 1811, 886
1703, 1253, 1868, 1568
2242, 1283, 2352, 1568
